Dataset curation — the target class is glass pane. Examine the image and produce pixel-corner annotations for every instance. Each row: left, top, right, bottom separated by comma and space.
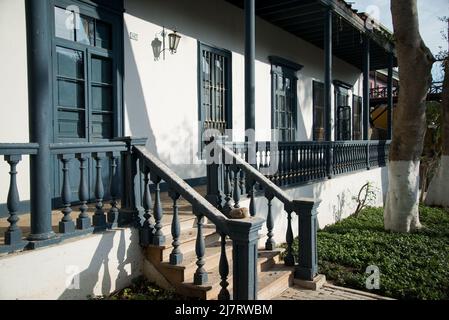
91, 57, 112, 84
278, 76, 284, 90
55, 7, 75, 41
56, 47, 84, 79
92, 85, 112, 111
76, 14, 94, 45
92, 113, 112, 139
57, 79, 85, 108
57, 110, 85, 138
95, 21, 112, 49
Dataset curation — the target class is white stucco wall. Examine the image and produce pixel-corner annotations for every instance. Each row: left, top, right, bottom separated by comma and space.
0, 227, 143, 300
0, 0, 30, 206
123, 0, 365, 180
0, 0, 369, 207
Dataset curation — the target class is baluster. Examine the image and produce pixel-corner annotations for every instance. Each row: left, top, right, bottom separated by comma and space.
92, 153, 107, 230
169, 189, 183, 265
107, 152, 120, 228
265, 191, 275, 250
284, 209, 295, 266
247, 178, 256, 217
76, 154, 91, 230
223, 164, 233, 214
239, 169, 246, 196
58, 154, 75, 233
151, 175, 165, 246
218, 232, 230, 300
232, 164, 240, 208
4, 155, 23, 246
299, 146, 304, 182
140, 167, 153, 246
287, 147, 292, 184
278, 147, 284, 185
194, 211, 208, 285
294, 146, 300, 183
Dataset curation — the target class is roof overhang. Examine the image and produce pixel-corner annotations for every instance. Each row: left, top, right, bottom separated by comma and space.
225, 0, 397, 70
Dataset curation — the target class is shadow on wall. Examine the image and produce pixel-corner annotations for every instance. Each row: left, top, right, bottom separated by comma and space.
123, 23, 159, 158
58, 229, 140, 300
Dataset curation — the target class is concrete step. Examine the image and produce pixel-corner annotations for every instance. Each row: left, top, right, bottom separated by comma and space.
143, 227, 219, 264
176, 249, 284, 300
158, 239, 234, 284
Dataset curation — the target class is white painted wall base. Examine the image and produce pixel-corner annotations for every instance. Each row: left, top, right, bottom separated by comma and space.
384, 161, 421, 232
0, 228, 143, 300
425, 155, 449, 207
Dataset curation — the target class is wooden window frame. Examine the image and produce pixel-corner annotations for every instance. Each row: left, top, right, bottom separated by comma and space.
312, 80, 325, 141
197, 42, 233, 156
269, 56, 302, 142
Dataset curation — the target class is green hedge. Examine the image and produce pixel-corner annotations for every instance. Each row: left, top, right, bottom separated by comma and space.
290, 206, 449, 300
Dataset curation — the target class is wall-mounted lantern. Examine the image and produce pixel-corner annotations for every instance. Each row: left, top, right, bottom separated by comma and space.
151, 27, 181, 61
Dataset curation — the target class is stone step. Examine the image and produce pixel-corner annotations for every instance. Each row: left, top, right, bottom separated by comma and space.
158, 239, 234, 284
175, 249, 284, 300
144, 227, 219, 264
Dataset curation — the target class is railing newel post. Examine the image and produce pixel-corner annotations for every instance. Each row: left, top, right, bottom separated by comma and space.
293, 200, 318, 281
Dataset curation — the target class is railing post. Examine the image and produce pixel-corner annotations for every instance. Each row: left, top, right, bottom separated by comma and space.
325, 142, 333, 179
366, 141, 371, 170
58, 154, 75, 234
4, 155, 26, 250
114, 137, 147, 226
293, 200, 318, 281
227, 217, 264, 300
93, 152, 107, 230
205, 137, 225, 210
107, 151, 120, 228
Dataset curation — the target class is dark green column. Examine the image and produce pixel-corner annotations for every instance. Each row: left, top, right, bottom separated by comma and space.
245, 0, 256, 164
324, 8, 333, 177
25, 0, 57, 244
363, 36, 370, 140
387, 53, 394, 140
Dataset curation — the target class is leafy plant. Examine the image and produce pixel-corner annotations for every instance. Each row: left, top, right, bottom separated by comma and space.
284, 206, 449, 300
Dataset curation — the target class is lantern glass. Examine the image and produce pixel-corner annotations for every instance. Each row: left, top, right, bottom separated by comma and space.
168, 31, 181, 54
151, 37, 162, 60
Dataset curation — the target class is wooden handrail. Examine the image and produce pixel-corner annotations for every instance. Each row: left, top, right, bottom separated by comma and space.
0, 143, 39, 155
135, 146, 233, 236
219, 143, 314, 207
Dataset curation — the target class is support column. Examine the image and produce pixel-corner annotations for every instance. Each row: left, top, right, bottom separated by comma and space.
363, 36, 370, 140
245, 0, 256, 161
387, 53, 394, 140
25, 0, 57, 245
324, 8, 333, 178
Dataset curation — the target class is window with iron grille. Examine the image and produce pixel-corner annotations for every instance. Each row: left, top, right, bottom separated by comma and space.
198, 43, 232, 151
334, 81, 352, 141
352, 95, 363, 140
270, 57, 301, 142
313, 81, 325, 141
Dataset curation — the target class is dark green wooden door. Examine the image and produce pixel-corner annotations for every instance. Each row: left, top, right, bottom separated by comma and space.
51, 2, 123, 207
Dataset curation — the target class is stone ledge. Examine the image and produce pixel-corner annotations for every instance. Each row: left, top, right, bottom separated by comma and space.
293, 274, 326, 290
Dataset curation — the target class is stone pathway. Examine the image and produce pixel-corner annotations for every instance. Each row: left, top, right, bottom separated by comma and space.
275, 283, 394, 300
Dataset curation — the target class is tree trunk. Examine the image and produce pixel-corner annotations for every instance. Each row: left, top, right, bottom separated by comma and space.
425, 59, 449, 207
384, 0, 435, 232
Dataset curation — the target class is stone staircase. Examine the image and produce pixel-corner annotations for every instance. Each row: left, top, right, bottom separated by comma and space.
143, 223, 294, 300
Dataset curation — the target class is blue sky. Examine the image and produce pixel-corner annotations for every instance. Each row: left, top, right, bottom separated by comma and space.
350, 0, 448, 81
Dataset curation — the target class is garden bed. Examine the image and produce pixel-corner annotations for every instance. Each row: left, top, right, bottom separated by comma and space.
290, 206, 449, 300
